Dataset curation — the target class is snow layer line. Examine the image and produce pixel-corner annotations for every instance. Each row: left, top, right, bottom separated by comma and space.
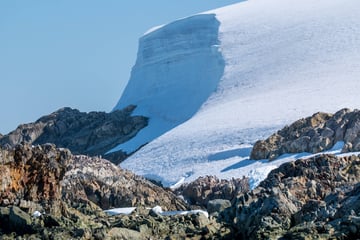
112, 14, 224, 153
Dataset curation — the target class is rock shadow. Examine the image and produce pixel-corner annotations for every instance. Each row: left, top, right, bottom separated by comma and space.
221, 159, 256, 173
208, 147, 252, 161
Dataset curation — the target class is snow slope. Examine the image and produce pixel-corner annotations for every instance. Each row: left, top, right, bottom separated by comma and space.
115, 0, 360, 187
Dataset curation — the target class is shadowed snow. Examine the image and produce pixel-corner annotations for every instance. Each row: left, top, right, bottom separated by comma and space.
112, 14, 224, 154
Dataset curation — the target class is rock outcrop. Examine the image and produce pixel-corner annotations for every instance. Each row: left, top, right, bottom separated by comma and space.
176, 175, 249, 207
228, 153, 360, 239
1, 143, 221, 239
63, 154, 188, 211
0, 143, 186, 211
0, 105, 148, 164
106, 207, 233, 240
251, 108, 360, 160
0, 143, 70, 216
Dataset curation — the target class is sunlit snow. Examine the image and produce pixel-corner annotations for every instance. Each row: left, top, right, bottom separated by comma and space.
104, 207, 137, 216
104, 206, 209, 218
115, 0, 360, 188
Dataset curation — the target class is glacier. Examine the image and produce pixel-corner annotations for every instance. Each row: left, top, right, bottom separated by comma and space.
112, 14, 224, 153
115, 0, 360, 187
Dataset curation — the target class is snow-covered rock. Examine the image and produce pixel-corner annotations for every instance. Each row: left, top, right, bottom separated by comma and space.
116, 0, 360, 187
32, 211, 42, 218
104, 207, 136, 216
150, 206, 163, 215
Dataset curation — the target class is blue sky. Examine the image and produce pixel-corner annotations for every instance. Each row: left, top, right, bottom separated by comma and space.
0, 0, 240, 134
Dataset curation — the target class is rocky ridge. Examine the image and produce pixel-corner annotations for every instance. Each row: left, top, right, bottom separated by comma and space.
0, 143, 234, 239
175, 175, 249, 207
251, 108, 360, 160
0, 105, 148, 164
227, 153, 360, 239
3, 109, 360, 238
62, 153, 188, 211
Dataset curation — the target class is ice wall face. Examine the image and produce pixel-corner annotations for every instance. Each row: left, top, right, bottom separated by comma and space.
113, 14, 224, 153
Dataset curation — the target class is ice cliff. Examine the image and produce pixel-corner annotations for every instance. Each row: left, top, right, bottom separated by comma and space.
113, 14, 224, 153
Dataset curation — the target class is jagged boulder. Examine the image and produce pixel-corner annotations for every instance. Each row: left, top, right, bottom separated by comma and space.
207, 199, 232, 216
229, 154, 360, 239
109, 208, 233, 240
251, 108, 360, 160
0, 206, 36, 235
0, 105, 148, 164
9, 206, 33, 234
176, 175, 249, 207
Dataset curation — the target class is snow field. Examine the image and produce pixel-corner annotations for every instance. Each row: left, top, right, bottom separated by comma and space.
116, 0, 360, 188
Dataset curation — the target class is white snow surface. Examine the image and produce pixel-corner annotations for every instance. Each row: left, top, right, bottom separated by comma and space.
32, 211, 42, 218
115, 0, 360, 187
103, 206, 209, 218
104, 207, 136, 216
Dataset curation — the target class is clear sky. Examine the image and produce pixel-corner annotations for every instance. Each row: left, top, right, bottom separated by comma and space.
0, 0, 241, 134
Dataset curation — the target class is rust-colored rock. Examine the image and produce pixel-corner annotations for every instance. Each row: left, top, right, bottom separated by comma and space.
0, 143, 233, 239
0, 143, 187, 213
0, 143, 70, 210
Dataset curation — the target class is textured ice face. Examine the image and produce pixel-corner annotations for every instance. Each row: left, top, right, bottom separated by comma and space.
136, 14, 221, 67
113, 14, 224, 153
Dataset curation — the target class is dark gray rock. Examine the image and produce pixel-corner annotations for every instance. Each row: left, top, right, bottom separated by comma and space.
228, 154, 360, 239
9, 206, 33, 234
207, 199, 231, 216
43, 214, 62, 228
0, 207, 10, 230
110, 207, 232, 239
0, 105, 148, 164
106, 227, 144, 240
176, 175, 249, 207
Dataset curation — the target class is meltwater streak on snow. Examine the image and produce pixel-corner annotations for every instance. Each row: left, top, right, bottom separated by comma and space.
121, 0, 360, 187
112, 14, 224, 154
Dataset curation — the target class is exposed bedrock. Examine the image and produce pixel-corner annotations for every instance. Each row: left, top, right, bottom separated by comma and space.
0, 105, 148, 164
251, 108, 360, 160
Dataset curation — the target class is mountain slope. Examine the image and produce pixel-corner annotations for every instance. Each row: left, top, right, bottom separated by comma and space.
115, 0, 360, 186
